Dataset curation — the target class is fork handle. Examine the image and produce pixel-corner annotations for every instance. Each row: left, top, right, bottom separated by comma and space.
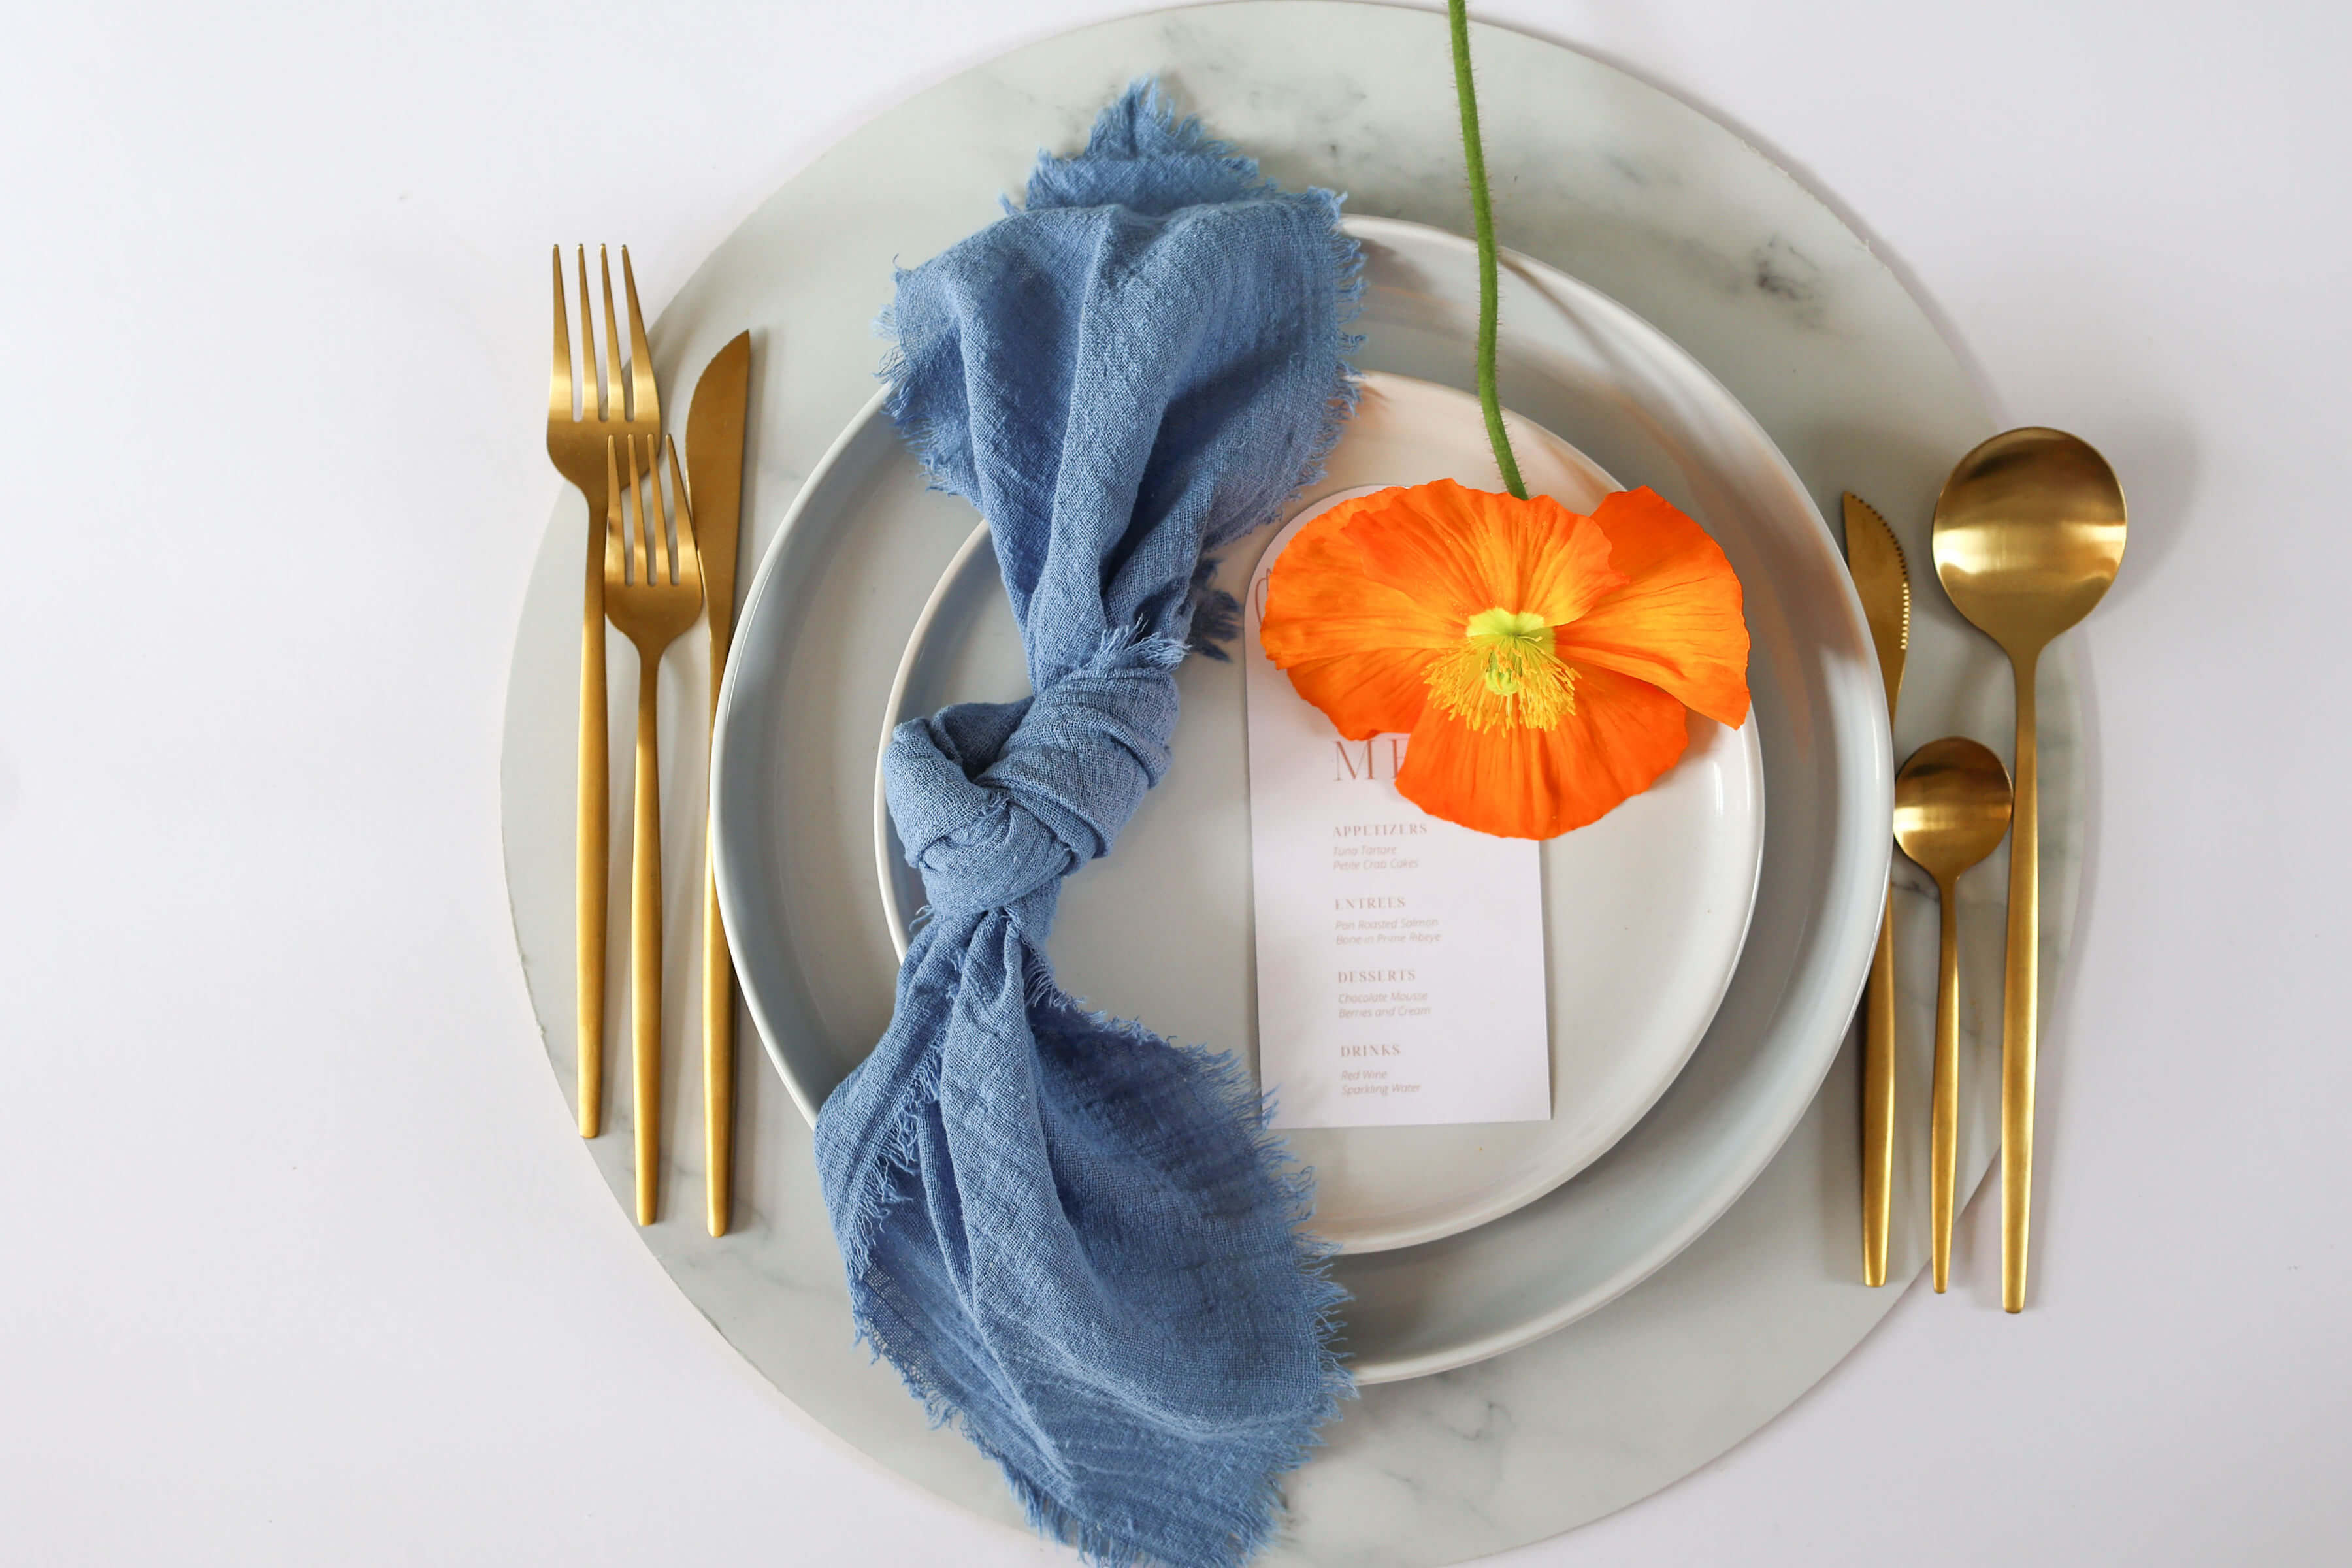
576, 534, 608, 1137
631, 655, 664, 1226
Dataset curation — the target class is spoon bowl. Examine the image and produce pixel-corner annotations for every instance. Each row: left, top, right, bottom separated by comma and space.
1893, 738, 2014, 880
1934, 429, 2127, 655
1894, 736, 2013, 1294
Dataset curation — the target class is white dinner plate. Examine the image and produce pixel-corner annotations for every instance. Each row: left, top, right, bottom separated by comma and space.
867, 372, 1766, 1253
711, 216, 1889, 1380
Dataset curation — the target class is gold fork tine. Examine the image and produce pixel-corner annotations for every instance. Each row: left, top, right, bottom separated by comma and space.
598, 247, 627, 425
575, 246, 600, 417
623, 248, 658, 429
651, 434, 672, 584
604, 435, 625, 583
625, 433, 649, 586
635, 433, 663, 585
665, 435, 700, 591
650, 435, 673, 585
550, 248, 574, 424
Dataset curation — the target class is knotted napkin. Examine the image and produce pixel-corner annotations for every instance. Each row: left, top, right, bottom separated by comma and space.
813, 85, 1360, 1567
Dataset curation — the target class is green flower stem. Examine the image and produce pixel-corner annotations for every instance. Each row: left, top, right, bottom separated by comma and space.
1448, 0, 1526, 500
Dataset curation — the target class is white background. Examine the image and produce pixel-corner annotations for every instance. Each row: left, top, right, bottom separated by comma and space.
3, 1, 2345, 1563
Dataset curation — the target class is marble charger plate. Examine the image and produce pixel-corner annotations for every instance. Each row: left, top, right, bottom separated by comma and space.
498, 6, 2085, 1561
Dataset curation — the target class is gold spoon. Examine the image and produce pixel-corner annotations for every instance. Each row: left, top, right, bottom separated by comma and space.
1933, 429, 2126, 1310
1893, 738, 2014, 1292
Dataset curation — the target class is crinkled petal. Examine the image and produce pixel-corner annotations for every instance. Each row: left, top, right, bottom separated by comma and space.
1556, 487, 1750, 727
1394, 662, 1690, 838
1280, 649, 1432, 739
1258, 493, 1454, 735
1260, 497, 1460, 655
1341, 479, 1625, 626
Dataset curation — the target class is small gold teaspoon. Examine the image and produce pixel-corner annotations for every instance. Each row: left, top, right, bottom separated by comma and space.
1893, 738, 2013, 1293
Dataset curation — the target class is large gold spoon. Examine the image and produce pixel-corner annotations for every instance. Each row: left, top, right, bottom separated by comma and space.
1933, 429, 2126, 1310
1894, 739, 2013, 1293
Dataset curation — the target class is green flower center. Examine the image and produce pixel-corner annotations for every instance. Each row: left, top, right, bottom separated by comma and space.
1428, 608, 1576, 731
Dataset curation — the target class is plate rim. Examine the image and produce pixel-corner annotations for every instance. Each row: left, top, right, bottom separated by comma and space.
711, 382, 894, 1126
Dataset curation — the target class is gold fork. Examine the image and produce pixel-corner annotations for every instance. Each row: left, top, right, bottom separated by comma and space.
604, 434, 704, 1224
547, 246, 659, 1138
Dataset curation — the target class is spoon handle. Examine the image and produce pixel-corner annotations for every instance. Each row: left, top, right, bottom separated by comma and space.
1931, 874, 1962, 1292
2002, 653, 2042, 1311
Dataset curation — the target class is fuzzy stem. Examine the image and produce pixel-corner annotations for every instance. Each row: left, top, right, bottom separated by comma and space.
1447, 0, 1526, 500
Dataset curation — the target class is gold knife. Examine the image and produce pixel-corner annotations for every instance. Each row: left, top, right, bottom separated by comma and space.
1842, 493, 1910, 1286
686, 332, 752, 1237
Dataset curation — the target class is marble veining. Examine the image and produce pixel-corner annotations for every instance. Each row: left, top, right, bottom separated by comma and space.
497, 7, 2084, 1563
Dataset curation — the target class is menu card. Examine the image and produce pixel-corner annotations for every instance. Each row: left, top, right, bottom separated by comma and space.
1243, 498, 1552, 1130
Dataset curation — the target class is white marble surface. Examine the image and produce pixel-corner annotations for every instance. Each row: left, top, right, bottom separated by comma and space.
7, 2, 2349, 1565
502, 7, 2058, 1561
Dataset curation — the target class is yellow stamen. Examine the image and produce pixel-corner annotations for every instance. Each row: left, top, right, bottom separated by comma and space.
1426, 607, 1576, 731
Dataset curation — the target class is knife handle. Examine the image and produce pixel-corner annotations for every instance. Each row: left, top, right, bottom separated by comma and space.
704, 626, 736, 1237
1861, 884, 1895, 1286
577, 530, 608, 1137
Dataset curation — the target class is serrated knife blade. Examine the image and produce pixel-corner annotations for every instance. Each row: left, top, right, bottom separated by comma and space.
687, 331, 751, 664
1842, 492, 1910, 719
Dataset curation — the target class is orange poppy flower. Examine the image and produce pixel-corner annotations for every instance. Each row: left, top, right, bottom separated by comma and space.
1259, 479, 1750, 839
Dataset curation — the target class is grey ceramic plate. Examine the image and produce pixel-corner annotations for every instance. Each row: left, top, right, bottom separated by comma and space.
711, 216, 1889, 1380
864, 372, 1768, 1254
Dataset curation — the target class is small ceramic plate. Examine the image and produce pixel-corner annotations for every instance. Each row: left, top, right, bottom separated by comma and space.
869, 373, 1765, 1252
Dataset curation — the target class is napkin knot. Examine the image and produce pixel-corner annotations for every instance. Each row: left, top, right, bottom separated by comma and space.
885, 633, 1184, 923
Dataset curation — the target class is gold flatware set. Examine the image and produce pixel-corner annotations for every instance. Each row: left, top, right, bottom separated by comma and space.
539, 257, 2128, 1288
1846, 430, 2126, 1308
547, 244, 752, 1235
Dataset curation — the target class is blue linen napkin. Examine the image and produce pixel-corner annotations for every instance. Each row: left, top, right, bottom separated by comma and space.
812, 84, 1360, 1568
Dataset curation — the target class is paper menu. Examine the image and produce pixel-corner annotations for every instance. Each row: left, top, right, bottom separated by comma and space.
1243, 498, 1552, 1130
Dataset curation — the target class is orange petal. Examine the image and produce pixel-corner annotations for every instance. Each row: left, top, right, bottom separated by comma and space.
1281, 649, 1432, 739
1343, 479, 1625, 627
1260, 493, 1460, 661
1554, 487, 1750, 727
1259, 493, 1454, 736
1394, 663, 1690, 838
